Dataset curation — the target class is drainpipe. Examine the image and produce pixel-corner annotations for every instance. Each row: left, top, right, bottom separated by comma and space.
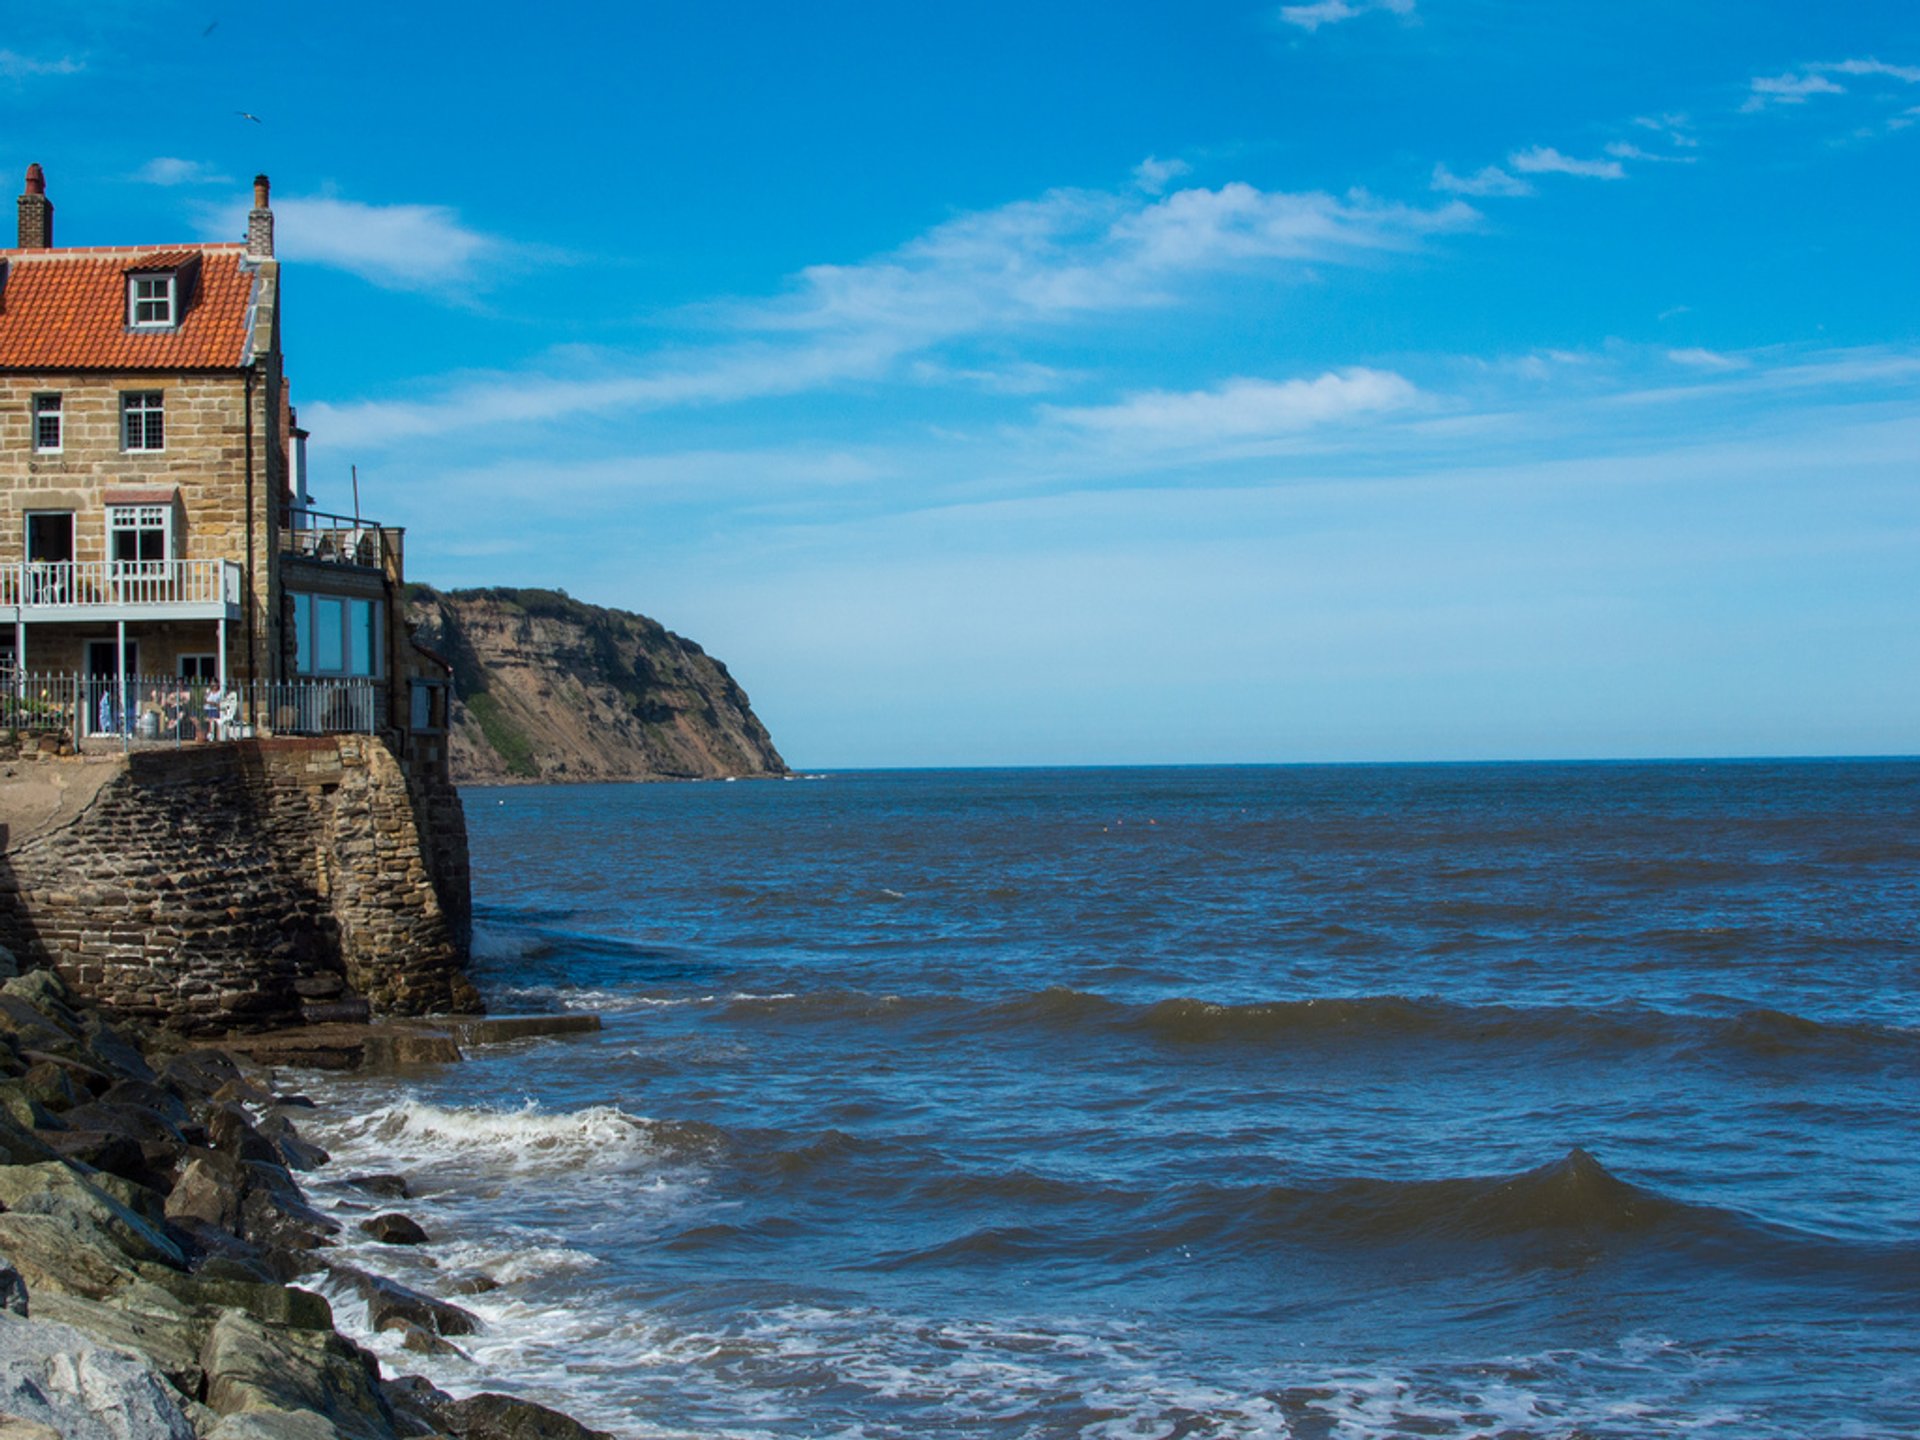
243, 367, 257, 729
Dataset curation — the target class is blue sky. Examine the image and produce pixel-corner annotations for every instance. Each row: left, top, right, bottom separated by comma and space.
5, 1, 1916, 765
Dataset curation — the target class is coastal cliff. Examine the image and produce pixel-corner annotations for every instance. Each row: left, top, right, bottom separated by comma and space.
405, 586, 787, 785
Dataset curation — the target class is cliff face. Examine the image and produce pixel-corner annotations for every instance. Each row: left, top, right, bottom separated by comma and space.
405, 586, 787, 785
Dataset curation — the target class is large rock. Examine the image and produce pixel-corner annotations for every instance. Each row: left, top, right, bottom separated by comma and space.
0, 1311, 196, 1440
328, 1264, 476, 1337
0, 1212, 141, 1300
200, 1311, 395, 1440
359, 1214, 429, 1246
204, 1412, 351, 1440
0, 1163, 186, 1269
31, 1283, 209, 1395
433, 1392, 616, 1440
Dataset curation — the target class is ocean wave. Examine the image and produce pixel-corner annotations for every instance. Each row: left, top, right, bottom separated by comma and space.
716, 985, 1912, 1065
318, 1098, 719, 1176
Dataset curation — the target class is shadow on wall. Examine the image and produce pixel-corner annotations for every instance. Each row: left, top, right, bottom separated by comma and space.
0, 738, 475, 1035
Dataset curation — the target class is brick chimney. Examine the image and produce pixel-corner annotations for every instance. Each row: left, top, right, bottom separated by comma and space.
245, 174, 273, 259
16, 164, 52, 250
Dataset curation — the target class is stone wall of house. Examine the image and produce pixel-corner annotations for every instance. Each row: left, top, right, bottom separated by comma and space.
0, 734, 478, 1033
0, 362, 283, 680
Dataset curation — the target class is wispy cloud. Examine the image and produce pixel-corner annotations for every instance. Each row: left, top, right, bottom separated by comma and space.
1509, 146, 1627, 180
1633, 114, 1700, 149
1431, 163, 1533, 198
1741, 58, 1920, 112
1276, 0, 1413, 33
198, 193, 507, 292
134, 157, 233, 188
1132, 156, 1192, 194
0, 49, 81, 79
1044, 368, 1425, 447
1603, 142, 1695, 165
747, 177, 1475, 341
1666, 347, 1746, 371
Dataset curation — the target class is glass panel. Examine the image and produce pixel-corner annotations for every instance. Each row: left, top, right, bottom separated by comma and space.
294, 594, 312, 674
348, 600, 372, 676
314, 597, 344, 672
411, 683, 431, 731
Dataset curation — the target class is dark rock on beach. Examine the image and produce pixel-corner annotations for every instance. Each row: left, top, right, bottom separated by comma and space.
359, 1213, 431, 1246
0, 958, 610, 1440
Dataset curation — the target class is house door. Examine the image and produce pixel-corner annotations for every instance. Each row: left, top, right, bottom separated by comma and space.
85, 638, 138, 736
24, 512, 74, 604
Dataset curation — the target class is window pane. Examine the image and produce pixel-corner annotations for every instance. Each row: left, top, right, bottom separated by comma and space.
348, 600, 372, 676
294, 595, 312, 674
314, 598, 344, 672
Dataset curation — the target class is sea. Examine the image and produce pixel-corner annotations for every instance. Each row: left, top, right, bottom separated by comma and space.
291, 761, 1920, 1439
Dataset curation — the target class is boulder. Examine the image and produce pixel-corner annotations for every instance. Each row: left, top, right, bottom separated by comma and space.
0, 945, 19, 982
0, 1114, 59, 1169
0, 1212, 141, 1300
208, 1105, 282, 1166
203, 1412, 349, 1440
153, 1051, 244, 1102
166, 1154, 244, 1233
17, 1062, 83, 1113
433, 1392, 615, 1440
358, 1214, 429, 1246
200, 1311, 395, 1440
0, 1311, 196, 1440
0, 1412, 61, 1440
0, 1088, 60, 1134
345, 1175, 410, 1200
0, 1270, 22, 1320
0, 1163, 185, 1269
328, 1264, 476, 1337
31, 1283, 209, 1396
81, 1018, 155, 1084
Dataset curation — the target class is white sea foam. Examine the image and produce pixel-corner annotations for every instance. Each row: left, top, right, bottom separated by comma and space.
316, 1097, 675, 1180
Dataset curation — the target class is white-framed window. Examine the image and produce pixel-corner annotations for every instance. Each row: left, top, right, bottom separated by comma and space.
107, 503, 173, 569
122, 391, 164, 451
291, 592, 385, 678
128, 273, 175, 328
31, 394, 61, 453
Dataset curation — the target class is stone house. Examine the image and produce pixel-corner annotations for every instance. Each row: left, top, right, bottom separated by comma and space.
0, 164, 452, 777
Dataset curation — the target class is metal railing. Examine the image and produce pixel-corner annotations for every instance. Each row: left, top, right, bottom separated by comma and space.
284, 510, 386, 570
0, 559, 242, 610
0, 671, 380, 746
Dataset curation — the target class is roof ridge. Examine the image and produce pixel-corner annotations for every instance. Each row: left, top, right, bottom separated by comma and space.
0, 243, 246, 259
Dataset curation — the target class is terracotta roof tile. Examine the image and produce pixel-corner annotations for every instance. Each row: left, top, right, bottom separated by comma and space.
0, 244, 258, 371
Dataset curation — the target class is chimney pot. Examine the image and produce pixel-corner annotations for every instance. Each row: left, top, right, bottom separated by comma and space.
245, 173, 274, 260
17, 163, 53, 249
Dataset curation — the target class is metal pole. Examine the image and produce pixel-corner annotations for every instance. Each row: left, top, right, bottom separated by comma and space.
116, 619, 128, 753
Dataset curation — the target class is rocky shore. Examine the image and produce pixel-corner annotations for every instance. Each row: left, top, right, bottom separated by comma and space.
0, 949, 612, 1440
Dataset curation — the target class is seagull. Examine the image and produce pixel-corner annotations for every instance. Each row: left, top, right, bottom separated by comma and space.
236, 110, 262, 123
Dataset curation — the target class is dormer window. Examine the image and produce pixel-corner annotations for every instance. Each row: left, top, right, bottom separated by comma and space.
129, 273, 175, 328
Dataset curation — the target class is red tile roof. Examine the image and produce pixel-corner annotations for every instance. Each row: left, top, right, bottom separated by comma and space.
0, 244, 259, 371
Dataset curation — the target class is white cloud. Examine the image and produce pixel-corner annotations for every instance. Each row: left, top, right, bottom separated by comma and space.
751, 179, 1475, 342
313, 167, 1474, 449
1277, 0, 1413, 32
1743, 72, 1847, 111
1666, 348, 1746, 371
135, 157, 232, 187
1509, 146, 1627, 180
1044, 368, 1425, 446
1824, 58, 1920, 83
1633, 113, 1700, 148
0, 50, 81, 79
1604, 142, 1695, 164
198, 194, 505, 292
1431, 162, 1533, 197
1133, 156, 1192, 194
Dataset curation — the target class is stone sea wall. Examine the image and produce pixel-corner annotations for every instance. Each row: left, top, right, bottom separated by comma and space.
0, 737, 478, 1034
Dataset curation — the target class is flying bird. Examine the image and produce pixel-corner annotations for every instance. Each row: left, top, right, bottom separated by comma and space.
203, 19, 219, 36
236, 110, 262, 123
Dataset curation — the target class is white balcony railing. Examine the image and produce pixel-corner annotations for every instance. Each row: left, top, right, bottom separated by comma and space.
0, 559, 242, 612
